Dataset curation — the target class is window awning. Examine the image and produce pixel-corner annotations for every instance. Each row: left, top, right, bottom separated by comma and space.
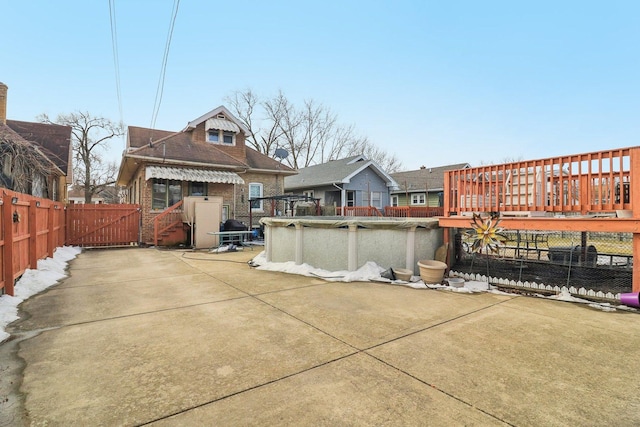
145, 166, 244, 185
205, 118, 240, 133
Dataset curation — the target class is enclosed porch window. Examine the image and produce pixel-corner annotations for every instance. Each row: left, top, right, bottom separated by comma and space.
152, 179, 182, 210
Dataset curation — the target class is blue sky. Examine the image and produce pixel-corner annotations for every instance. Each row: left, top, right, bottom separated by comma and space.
1, 0, 638, 170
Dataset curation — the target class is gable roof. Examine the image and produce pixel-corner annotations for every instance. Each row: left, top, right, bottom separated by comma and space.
182, 105, 250, 135
117, 117, 295, 186
390, 162, 470, 193
125, 125, 249, 168
4, 120, 72, 175
285, 155, 398, 190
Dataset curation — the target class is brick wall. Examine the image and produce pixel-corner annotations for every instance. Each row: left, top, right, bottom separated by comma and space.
134, 163, 285, 243
192, 121, 247, 161
234, 172, 284, 229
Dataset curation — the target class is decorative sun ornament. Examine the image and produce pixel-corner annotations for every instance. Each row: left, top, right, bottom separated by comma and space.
466, 213, 507, 254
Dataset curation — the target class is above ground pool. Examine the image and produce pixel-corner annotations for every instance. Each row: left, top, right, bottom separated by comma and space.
260, 216, 443, 275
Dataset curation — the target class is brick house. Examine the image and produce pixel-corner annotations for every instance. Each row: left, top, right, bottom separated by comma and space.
0, 82, 72, 201
116, 105, 296, 245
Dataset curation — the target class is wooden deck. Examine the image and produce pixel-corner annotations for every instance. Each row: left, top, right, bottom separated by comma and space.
440, 146, 640, 292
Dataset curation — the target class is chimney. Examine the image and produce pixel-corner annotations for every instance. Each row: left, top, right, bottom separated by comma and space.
0, 82, 7, 124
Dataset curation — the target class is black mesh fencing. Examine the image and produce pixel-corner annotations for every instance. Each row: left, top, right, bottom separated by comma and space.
453, 229, 632, 297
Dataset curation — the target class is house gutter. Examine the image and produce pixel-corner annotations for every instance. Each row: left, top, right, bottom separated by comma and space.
124, 154, 245, 171
251, 167, 298, 175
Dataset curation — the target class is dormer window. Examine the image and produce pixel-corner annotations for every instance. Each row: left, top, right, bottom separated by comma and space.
205, 117, 239, 146
223, 131, 234, 144
208, 130, 219, 142
207, 129, 235, 145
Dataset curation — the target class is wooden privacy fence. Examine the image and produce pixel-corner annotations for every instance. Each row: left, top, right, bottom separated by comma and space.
1, 190, 65, 296
66, 204, 140, 247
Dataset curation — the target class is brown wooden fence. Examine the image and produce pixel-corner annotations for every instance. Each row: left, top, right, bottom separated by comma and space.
384, 206, 444, 217
1, 190, 65, 296
66, 204, 140, 247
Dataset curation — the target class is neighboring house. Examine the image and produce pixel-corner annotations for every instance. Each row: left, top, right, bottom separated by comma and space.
390, 163, 470, 207
0, 82, 72, 201
284, 155, 398, 212
68, 185, 121, 204
116, 105, 296, 245
68, 186, 103, 204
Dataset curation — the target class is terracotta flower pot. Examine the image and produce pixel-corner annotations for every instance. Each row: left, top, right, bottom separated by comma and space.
417, 260, 447, 284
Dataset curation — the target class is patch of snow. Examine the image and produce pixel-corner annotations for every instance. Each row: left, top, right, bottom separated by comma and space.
250, 252, 632, 312
0, 246, 81, 343
545, 289, 591, 303
210, 244, 244, 253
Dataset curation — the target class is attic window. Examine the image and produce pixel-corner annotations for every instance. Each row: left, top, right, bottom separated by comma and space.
208, 129, 235, 145
223, 131, 234, 144
208, 130, 219, 142
205, 117, 239, 145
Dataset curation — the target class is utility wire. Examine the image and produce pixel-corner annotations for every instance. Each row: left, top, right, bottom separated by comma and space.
108, 0, 124, 126
150, 0, 180, 130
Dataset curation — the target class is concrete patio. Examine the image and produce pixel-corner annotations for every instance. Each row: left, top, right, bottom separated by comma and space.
2, 247, 640, 426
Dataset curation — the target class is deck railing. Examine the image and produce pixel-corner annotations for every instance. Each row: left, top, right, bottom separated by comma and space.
444, 147, 640, 216
153, 200, 184, 246
384, 206, 443, 217
337, 206, 383, 217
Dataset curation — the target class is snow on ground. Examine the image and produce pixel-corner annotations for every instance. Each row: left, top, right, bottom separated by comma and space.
0, 246, 81, 343
250, 251, 637, 313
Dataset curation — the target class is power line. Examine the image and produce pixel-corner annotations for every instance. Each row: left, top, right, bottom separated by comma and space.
150, 0, 180, 130
108, 0, 124, 126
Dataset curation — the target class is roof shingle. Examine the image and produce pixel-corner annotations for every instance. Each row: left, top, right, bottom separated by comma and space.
390, 163, 470, 193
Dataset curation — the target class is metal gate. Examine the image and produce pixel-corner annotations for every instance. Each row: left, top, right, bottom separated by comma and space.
66, 204, 141, 247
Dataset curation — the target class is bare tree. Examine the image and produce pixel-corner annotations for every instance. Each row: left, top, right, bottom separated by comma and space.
224, 89, 403, 171
0, 133, 59, 196
347, 139, 403, 173
225, 88, 284, 157
39, 112, 124, 203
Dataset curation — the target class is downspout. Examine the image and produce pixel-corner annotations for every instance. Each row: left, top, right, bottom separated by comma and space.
333, 182, 345, 214
235, 169, 248, 221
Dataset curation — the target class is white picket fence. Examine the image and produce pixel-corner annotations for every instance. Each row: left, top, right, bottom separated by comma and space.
449, 270, 620, 302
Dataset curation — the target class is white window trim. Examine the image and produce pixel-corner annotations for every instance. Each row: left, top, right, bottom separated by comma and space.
391, 195, 399, 207
370, 191, 382, 208
208, 129, 236, 146
249, 182, 264, 212
346, 191, 355, 207
411, 193, 426, 206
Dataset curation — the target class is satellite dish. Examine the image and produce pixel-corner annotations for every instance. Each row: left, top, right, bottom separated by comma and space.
274, 148, 289, 160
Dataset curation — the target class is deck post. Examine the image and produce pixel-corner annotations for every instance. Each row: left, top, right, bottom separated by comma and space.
633, 233, 640, 293
3, 192, 15, 296
29, 200, 38, 269
443, 172, 450, 217
630, 148, 640, 292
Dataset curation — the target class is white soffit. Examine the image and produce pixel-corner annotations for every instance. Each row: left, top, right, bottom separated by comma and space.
205, 118, 240, 133
145, 166, 244, 184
